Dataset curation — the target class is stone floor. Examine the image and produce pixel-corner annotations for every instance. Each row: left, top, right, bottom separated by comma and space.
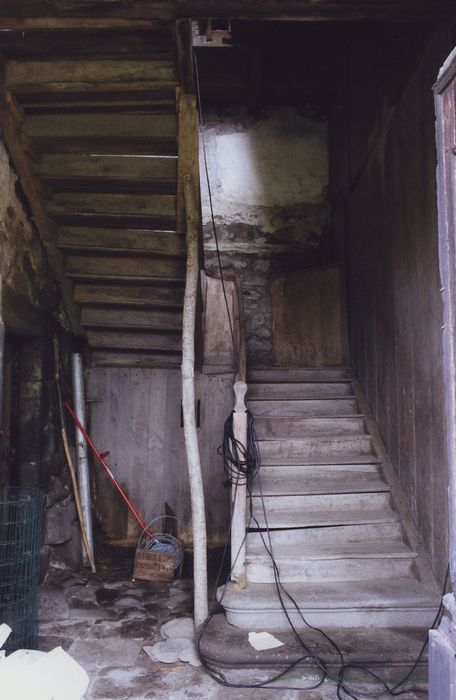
37, 548, 428, 700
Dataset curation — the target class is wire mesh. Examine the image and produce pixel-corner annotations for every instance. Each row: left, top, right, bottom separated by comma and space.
0, 487, 45, 652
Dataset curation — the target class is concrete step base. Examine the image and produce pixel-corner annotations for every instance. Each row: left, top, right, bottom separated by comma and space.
219, 579, 440, 629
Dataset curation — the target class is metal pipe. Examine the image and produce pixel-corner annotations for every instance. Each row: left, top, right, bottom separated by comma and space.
71, 353, 94, 567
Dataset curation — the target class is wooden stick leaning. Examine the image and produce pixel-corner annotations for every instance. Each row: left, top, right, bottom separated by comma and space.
53, 338, 96, 573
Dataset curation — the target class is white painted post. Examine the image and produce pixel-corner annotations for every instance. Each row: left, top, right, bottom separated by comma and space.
182, 174, 208, 628
231, 380, 248, 586
71, 353, 95, 568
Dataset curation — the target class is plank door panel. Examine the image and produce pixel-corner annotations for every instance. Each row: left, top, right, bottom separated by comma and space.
271, 264, 348, 367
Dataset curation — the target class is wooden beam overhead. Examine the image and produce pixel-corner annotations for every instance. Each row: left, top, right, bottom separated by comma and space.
0, 86, 83, 334
0, 1, 454, 24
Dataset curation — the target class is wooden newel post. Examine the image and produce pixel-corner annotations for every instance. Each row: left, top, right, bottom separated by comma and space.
231, 380, 248, 586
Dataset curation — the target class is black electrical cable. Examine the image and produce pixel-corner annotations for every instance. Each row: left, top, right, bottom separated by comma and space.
192, 46, 448, 699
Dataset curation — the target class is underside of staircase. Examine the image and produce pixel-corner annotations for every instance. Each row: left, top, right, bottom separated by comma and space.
0, 21, 189, 368
207, 366, 441, 682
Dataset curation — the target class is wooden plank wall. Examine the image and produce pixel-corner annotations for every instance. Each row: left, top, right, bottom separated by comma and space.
331, 26, 453, 582
271, 265, 348, 367
87, 367, 232, 546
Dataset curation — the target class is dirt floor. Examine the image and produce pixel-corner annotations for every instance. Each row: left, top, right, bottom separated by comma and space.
37, 548, 428, 700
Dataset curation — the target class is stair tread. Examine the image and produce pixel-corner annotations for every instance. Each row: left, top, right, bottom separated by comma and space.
252, 474, 389, 496
250, 508, 399, 528
220, 578, 439, 611
261, 455, 381, 466
246, 539, 416, 560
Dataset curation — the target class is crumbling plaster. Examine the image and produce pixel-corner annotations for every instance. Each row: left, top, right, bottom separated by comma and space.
200, 107, 328, 365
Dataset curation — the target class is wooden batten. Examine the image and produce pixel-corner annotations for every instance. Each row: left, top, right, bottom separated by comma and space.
0, 1, 453, 24
24, 112, 177, 139
86, 329, 182, 351
65, 254, 185, 279
73, 283, 184, 309
80, 306, 182, 331
58, 227, 185, 256
5, 58, 176, 86
34, 154, 178, 180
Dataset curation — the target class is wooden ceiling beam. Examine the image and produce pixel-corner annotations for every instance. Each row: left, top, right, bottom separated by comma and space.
0, 83, 83, 334
0, 2, 453, 25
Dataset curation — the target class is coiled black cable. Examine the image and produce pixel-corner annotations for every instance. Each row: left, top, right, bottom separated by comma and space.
218, 410, 261, 487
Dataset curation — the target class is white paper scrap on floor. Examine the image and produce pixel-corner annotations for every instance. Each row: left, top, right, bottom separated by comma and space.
0, 622, 89, 700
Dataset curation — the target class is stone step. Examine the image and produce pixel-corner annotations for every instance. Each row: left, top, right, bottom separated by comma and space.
219, 578, 440, 629
252, 464, 388, 496
251, 492, 397, 529
249, 381, 354, 400
254, 415, 366, 437
245, 539, 417, 583
257, 435, 373, 460
200, 613, 430, 683
261, 453, 381, 466
248, 397, 359, 417
246, 521, 405, 549
248, 367, 352, 382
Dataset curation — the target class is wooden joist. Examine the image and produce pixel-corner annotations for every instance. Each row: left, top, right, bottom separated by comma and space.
34, 154, 178, 180
58, 228, 185, 256
47, 211, 177, 231
24, 112, 177, 138
43, 176, 177, 196
31, 136, 177, 156
73, 283, 184, 308
86, 329, 182, 351
65, 254, 185, 279
12, 82, 176, 111
5, 58, 176, 86
80, 306, 183, 331
0, 1, 453, 24
89, 349, 182, 368
0, 28, 174, 59
48, 191, 176, 216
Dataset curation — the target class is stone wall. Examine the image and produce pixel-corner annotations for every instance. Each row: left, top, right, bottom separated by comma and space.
200, 107, 328, 365
0, 141, 59, 314
0, 139, 80, 569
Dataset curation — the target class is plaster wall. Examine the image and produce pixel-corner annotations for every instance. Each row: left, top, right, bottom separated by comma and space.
200, 107, 328, 365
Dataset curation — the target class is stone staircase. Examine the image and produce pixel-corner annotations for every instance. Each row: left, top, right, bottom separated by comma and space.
220, 366, 440, 630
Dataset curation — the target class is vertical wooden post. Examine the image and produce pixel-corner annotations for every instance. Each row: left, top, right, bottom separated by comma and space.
182, 174, 208, 628
231, 380, 248, 586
